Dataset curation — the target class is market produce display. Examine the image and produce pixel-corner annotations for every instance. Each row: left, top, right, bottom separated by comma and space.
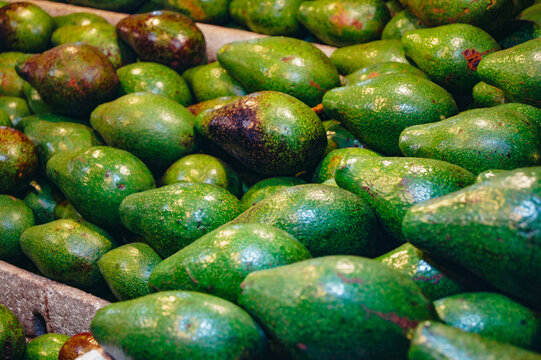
0, 0, 540, 359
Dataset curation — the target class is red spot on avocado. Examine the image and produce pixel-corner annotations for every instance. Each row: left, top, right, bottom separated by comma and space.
281, 56, 294, 62
330, 10, 364, 30
337, 273, 365, 284
412, 273, 444, 284
297, 343, 308, 351
362, 305, 419, 334
309, 80, 322, 92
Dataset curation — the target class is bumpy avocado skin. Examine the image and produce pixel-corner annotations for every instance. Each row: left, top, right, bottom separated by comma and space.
152, 0, 230, 24
382, 9, 425, 40
217, 37, 340, 107
0, 64, 25, 98
472, 81, 506, 107
402, 167, 541, 304
409, 321, 541, 360
399, 105, 541, 174
323, 74, 458, 155
230, 0, 303, 35
23, 83, 53, 115
188, 96, 239, 116
500, 102, 541, 126
23, 179, 63, 224
149, 223, 311, 302
196, 91, 327, 176
342, 61, 429, 86
322, 119, 365, 153
24, 334, 71, 360
53, 12, 109, 27
0, 195, 35, 263
0, 126, 38, 193
240, 177, 306, 209
46, 146, 156, 229
313, 147, 380, 183
0, 108, 10, 127
91, 291, 270, 360
336, 156, 475, 241
478, 39, 541, 108
188, 62, 246, 102
239, 256, 435, 360
401, 24, 501, 93
0, 97, 30, 129
119, 182, 243, 258
435, 292, 541, 350
0, 305, 25, 360
230, 184, 381, 257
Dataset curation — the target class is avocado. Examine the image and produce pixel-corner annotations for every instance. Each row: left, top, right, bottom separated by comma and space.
20, 113, 88, 129
0, 126, 38, 193
117, 62, 192, 106
0, 195, 34, 263
402, 24, 501, 93
196, 91, 327, 175
0, 64, 24, 98
399, 105, 541, 174
313, 147, 380, 183
501, 102, 541, 126
0, 52, 29, 67
0, 305, 25, 360
23, 83, 53, 115
0, 108, 10, 127
58, 333, 100, 360
342, 61, 429, 86
54, 200, 83, 221
217, 37, 340, 107
229, 0, 303, 35
472, 81, 507, 107
475, 169, 510, 182
239, 256, 435, 359
0, 97, 30, 129
152, 0, 230, 24
187, 62, 246, 103
98, 242, 162, 301
53, 12, 109, 27
323, 74, 458, 155
23, 178, 63, 224
322, 119, 365, 153
240, 177, 306, 209
381, 9, 425, 40
116, 11, 206, 72
91, 291, 269, 359
149, 223, 311, 302
402, 167, 541, 304
188, 96, 239, 116
24, 334, 71, 360
46, 146, 156, 229
91, 93, 197, 173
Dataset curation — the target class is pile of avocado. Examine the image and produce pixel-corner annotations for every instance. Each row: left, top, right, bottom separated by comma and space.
0, 0, 540, 359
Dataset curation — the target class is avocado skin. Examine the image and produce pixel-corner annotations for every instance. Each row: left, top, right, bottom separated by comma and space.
239, 256, 435, 360
53, 12, 109, 27
149, 223, 311, 302
313, 147, 380, 183
382, 10, 424, 40
23, 83, 52, 115
217, 37, 340, 107
342, 61, 429, 86
20, 219, 115, 290
46, 146, 156, 229
402, 167, 541, 304
409, 321, 541, 360
0, 65, 24, 98
91, 291, 270, 360
196, 91, 327, 176
0, 126, 38, 193
23, 179, 62, 224
98, 242, 162, 301
0, 305, 25, 360
120, 182, 243, 258
399, 105, 541, 174
0, 195, 34, 263
230, 0, 303, 36
54, 0, 144, 11
435, 292, 541, 350
188, 96, 239, 116
24, 334, 71, 360
323, 74, 458, 155
501, 102, 541, 126
478, 39, 541, 108
322, 119, 364, 153
231, 184, 380, 257
152, 0, 230, 24
0, 108, 10, 127
240, 177, 306, 209
188, 62, 246, 103
472, 81, 506, 107
475, 169, 510, 183
0, 97, 30, 129
116, 11, 206, 73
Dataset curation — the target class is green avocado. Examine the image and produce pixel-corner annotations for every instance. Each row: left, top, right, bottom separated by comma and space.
196, 91, 327, 175
336, 156, 475, 241
322, 119, 365, 153
120, 182, 243, 258
0, 65, 24, 98
20, 219, 115, 290
217, 37, 340, 107
91, 93, 197, 173
0, 3, 55, 53
149, 223, 311, 302
342, 61, 429, 86
54, 200, 83, 221
20, 113, 88, 129
188, 96, 239, 116
313, 147, 380, 183
151, 0, 230, 24
402, 24, 501, 93
240, 177, 306, 209
0, 126, 38, 193
330, 39, 409, 75
0, 195, 35, 263
435, 292, 541, 350
382, 10, 425, 40
53, 0, 145, 11
500, 102, 541, 126
0, 96, 30, 129
402, 167, 541, 304
520, 3, 541, 24
23, 83, 53, 115
399, 105, 541, 174
472, 81, 507, 107
230, 0, 303, 35
323, 74, 458, 155
478, 39, 541, 108
187, 62, 246, 103
24, 334, 71, 360
475, 169, 509, 182
91, 291, 269, 359
53, 12, 109, 27
0, 305, 25, 360
0, 108, 10, 127
117, 62, 192, 106
0, 52, 28, 67
239, 256, 435, 359
23, 178, 63, 224
98, 242, 162, 301
409, 321, 541, 360
231, 184, 381, 257
46, 146, 156, 229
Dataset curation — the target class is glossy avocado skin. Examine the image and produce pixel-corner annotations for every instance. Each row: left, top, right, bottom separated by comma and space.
0, 108, 10, 127
23, 179, 62, 224
402, 167, 541, 304
46, 146, 156, 229
217, 37, 340, 107
382, 9, 424, 40
475, 169, 509, 182
20, 219, 115, 290
313, 147, 380, 183
117, 62, 193, 106
502, 102, 541, 126
434, 292, 541, 350
399, 105, 541, 174
478, 39, 541, 108
230, 0, 303, 35
0, 64, 25, 98
152, 0, 230, 24
119, 182, 243, 258
342, 61, 429, 86
98, 242, 162, 301
187, 62, 246, 103
0, 305, 25, 360
297, 0, 390, 47
239, 256, 435, 360
0, 195, 35, 263
231, 184, 381, 257
16, 44, 119, 117
54, 0, 145, 11
53, 12, 109, 27
187, 96, 238, 116
196, 91, 327, 176
402, 24, 501, 93
116, 11, 206, 72
240, 177, 306, 209
91, 291, 270, 360
409, 321, 541, 360
91, 93, 197, 173
472, 81, 506, 107
0, 126, 38, 193
0, 3, 54, 53
149, 223, 311, 302
322, 119, 364, 153
23, 83, 53, 115
24, 334, 71, 360
0, 97, 30, 129
336, 156, 475, 241
58, 333, 101, 360
323, 74, 458, 155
